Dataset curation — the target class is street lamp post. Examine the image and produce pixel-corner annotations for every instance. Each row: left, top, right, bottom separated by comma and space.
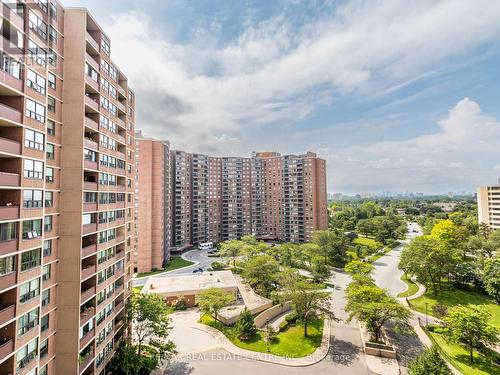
425, 302, 428, 326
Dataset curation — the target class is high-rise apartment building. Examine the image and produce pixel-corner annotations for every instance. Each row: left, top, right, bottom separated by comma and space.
134, 133, 170, 273
0, 2, 135, 375
170, 150, 191, 251
477, 185, 500, 230
138, 142, 328, 270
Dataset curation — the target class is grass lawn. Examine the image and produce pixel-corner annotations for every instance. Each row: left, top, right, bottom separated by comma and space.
200, 315, 324, 357
397, 274, 419, 298
427, 331, 499, 375
136, 256, 195, 278
410, 287, 500, 330
133, 285, 144, 292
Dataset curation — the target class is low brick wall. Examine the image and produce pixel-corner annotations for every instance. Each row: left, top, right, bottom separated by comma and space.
364, 342, 397, 359
254, 302, 291, 328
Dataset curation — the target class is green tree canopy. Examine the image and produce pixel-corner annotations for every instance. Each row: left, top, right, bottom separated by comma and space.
242, 254, 280, 297
197, 288, 235, 322
483, 258, 500, 303
408, 346, 451, 375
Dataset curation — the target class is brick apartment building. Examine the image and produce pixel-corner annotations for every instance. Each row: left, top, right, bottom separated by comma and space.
0, 2, 135, 375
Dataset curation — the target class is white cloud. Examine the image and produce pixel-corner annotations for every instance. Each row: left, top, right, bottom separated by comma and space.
325, 98, 500, 193
101, 0, 500, 154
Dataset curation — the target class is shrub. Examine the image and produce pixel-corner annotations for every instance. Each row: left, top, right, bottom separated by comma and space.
285, 312, 299, 324
174, 296, 187, 311
210, 261, 225, 271
432, 304, 448, 319
408, 345, 451, 375
236, 308, 257, 339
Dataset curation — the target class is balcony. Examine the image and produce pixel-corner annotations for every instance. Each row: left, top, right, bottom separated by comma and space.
0, 136, 20, 155
84, 96, 99, 112
83, 181, 98, 191
80, 306, 95, 325
83, 202, 97, 212
85, 74, 99, 92
86, 32, 99, 53
79, 350, 94, 374
0, 36, 22, 61
117, 101, 126, 114
84, 138, 98, 150
0, 304, 15, 326
115, 234, 125, 244
0, 205, 18, 220
82, 223, 97, 235
1, 3, 23, 30
86, 52, 99, 71
114, 300, 124, 312
84, 116, 99, 131
0, 239, 17, 257
0, 102, 22, 124
82, 265, 96, 280
80, 327, 95, 348
0, 338, 14, 361
81, 286, 96, 303
82, 244, 97, 258
84, 160, 98, 170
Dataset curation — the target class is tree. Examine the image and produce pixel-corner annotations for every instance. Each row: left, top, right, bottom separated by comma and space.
408, 346, 451, 375
110, 292, 176, 374
242, 254, 280, 297
345, 260, 374, 276
345, 283, 410, 342
236, 308, 257, 339
300, 243, 322, 268
312, 230, 350, 266
277, 273, 335, 337
430, 220, 467, 260
311, 256, 331, 283
399, 236, 457, 295
219, 240, 244, 269
483, 258, 500, 303
197, 288, 235, 322
444, 305, 499, 363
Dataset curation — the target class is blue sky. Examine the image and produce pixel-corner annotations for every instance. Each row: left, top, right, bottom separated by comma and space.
65, 0, 500, 194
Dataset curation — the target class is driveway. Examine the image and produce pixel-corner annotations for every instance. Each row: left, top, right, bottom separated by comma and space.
169, 309, 219, 355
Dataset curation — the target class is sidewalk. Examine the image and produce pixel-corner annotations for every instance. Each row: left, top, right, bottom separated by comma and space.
189, 319, 332, 367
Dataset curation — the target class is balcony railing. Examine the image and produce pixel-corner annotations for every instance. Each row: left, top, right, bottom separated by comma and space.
84, 96, 99, 112
81, 264, 96, 280
0, 338, 14, 361
0, 102, 22, 124
81, 286, 96, 303
86, 32, 99, 52
0, 304, 15, 326
82, 243, 97, 258
0, 205, 19, 220
0, 172, 19, 187
86, 52, 99, 70
0, 136, 21, 155
84, 116, 99, 131
83, 181, 98, 191
82, 223, 97, 235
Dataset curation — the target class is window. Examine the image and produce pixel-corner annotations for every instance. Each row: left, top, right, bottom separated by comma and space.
40, 338, 48, 358
26, 68, 46, 94
84, 148, 97, 163
40, 364, 48, 375
82, 213, 93, 225
21, 249, 41, 272
48, 49, 56, 67
96, 309, 105, 326
23, 189, 43, 208
0, 222, 17, 242
42, 264, 51, 281
83, 192, 97, 203
42, 289, 50, 307
40, 313, 49, 331
16, 338, 38, 372
44, 215, 52, 232
86, 63, 98, 82
49, 1, 57, 19
48, 72, 56, 89
45, 191, 53, 207
27, 39, 47, 66
35, 0, 48, 13
19, 278, 40, 303
101, 35, 110, 56
79, 318, 94, 339
25, 98, 45, 123
28, 11, 48, 40
96, 290, 105, 305
47, 96, 55, 112
47, 119, 55, 136
45, 167, 54, 182
46, 143, 54, 159
25, 129, 44, 151
0, 51, 21, 79
43, 240, 52, 257
0, 255, 15, 276
18, 308, 39, 335
22, 219, 42, 239
48, 26, 57, 45
24, 159, 43, 179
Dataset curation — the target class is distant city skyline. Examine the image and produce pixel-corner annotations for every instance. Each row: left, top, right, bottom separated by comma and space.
64, 0, 500, 194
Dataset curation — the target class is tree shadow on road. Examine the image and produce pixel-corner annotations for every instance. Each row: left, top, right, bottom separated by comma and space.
385, 321, 424, 367
328, 337, 361, 366
164, 360, 194, 375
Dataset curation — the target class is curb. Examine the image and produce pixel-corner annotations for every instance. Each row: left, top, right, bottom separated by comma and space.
191, 318, 332, 367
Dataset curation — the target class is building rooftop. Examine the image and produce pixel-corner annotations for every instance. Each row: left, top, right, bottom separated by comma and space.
142, 270, 238, 296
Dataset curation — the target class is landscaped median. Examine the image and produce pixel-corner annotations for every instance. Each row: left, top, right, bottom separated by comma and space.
397, 274, 419, 298
192, 314, 332, 366
135, 256, 195, 278
200, 314, 324, 358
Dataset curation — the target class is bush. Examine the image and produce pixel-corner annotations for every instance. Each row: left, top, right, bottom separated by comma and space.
174, 296, 187, 311
210, 261, 225, 271
408, 345, 451, 375
285, 312, 299, 324
432, 304, 448, 318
